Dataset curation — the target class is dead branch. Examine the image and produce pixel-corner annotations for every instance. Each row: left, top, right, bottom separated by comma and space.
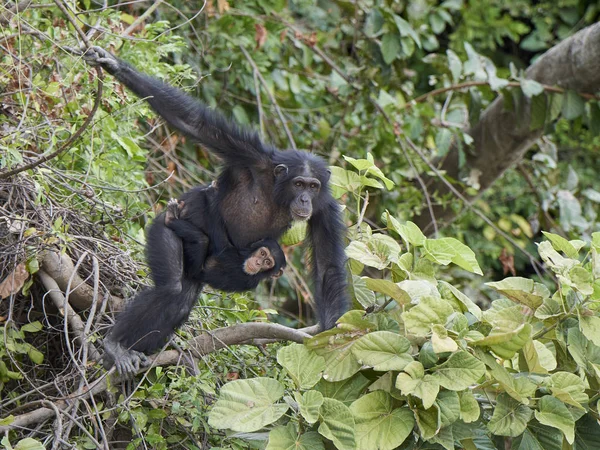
40, 250, 124, 311
0, 322, 315, 433
38, 270, 102, 362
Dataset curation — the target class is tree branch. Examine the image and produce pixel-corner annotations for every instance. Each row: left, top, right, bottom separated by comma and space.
415, 22, 600, 231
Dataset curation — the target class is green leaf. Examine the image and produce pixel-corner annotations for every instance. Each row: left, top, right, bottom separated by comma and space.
436, 390, 460, 427
267, 423, 325, 450
277, 344, 326, 390
280, 221, 307, 246
329, 167, 363, 194
435, 128, 453, 157
541, 231, 581, 259
478, 351, 537, 404
27, 347, 44, 365
389, 219, 426, 247
208, 378, 288, 432
561, 90, 585, 120
438, 281, 482, 319
431, 324, 458, 353
485, 277, 549, 309
580, 315, 600, 347
396, 362, 440, 409
317, 398, 356, 450
534, 395, 575, 444
14, 439, 46, 450
446, 49, 462, 82
522, 340, 557, 373
402, 296, 454, 336
20, 321, 42, 333
414, 403, 440, 440
393, 15, 421, 48
351, 331, 412, 371
424, 238, 483, 275
350, 391, 415, 450
352, 275, 377, 308
548, 372, 588, 409
473, 322, 531, 359
512, 424, 563, 450
313, 338, 362, 382
315, 373, 371, 406
431, 351, 485, 391
346, 234, 401, 270
381, 34, 401, 65
459, 391, 480, 423
295, 390, 324, 424
487, 393, 533, 437
364, 8, 384, 37
363, 278, 411, 305
520, 79, 544, 97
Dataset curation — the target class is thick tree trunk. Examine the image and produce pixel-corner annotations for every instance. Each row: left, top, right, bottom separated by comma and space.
416, 23, 600, 232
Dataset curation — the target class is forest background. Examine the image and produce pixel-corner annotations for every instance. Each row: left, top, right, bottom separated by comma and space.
1, 0, 600, 449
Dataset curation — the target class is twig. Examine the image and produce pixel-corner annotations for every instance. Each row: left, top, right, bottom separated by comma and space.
52, 0, 89, 47
0, 322, 315, 432
38, 270, 102, 361
239, 45, 297, 150
0, 0, 32, 25
122, 0, 163, 37
402, 80, 600, 111
0, 67, 104, 179
370, 98, 439, 236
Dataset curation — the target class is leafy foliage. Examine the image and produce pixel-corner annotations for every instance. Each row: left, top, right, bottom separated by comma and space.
1, 0, 599, 448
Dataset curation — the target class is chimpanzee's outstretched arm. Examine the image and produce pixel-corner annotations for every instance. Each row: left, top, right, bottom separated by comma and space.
308, 197, 349, 330
84, 47, 271, 168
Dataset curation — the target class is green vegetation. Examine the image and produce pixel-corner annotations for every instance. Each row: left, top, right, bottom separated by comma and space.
0, 0, 599, 448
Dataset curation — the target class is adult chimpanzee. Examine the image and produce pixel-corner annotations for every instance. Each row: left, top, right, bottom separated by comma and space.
85, 46, 348, 375
165, 198, 287, 290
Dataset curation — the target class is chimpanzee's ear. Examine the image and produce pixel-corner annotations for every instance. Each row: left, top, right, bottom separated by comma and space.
272, 269, 284, 278
325, 168, 332, 181
274, 164, 288, 178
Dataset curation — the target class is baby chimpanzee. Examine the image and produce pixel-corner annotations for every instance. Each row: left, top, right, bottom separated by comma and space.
164, 199, 286, 291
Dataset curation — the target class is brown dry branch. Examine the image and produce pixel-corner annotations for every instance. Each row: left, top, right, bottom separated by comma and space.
37, 270, 102, 362
0, 322, 313, 433
40, 250, 124, 311
415, 22, 600, 231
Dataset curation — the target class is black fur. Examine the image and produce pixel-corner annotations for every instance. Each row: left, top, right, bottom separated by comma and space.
86, 47, 349, 376
166, 209, 286, 291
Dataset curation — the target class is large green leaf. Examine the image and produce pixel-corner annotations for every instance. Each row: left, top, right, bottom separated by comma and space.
318, 398, 356, 450
363, 278, 411, 305
548, 372, 588, 409
485, 277, 549, 309
402, 296, 454, 336
431, 351, 485, 391
351, 331, 412, 371
267, 423, 325, 450
208, 378, 288, 432
315, 373, 371, 406
487, 393, 533, 436
396, 361, 440, 409
423, 238, 483, 275
277, 343, 326, 390
534, 395, 575, 444
580, 315, 600, 347
458, 391, 480, 423
473, 322, 532, 359
295, 390, 324, 424
349, 391, 415, 450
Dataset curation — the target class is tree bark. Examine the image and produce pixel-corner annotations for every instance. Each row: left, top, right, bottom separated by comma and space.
415, 23, 600, 232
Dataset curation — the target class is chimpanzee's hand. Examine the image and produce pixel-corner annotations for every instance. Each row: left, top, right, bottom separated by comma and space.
83, 46, 121, 73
